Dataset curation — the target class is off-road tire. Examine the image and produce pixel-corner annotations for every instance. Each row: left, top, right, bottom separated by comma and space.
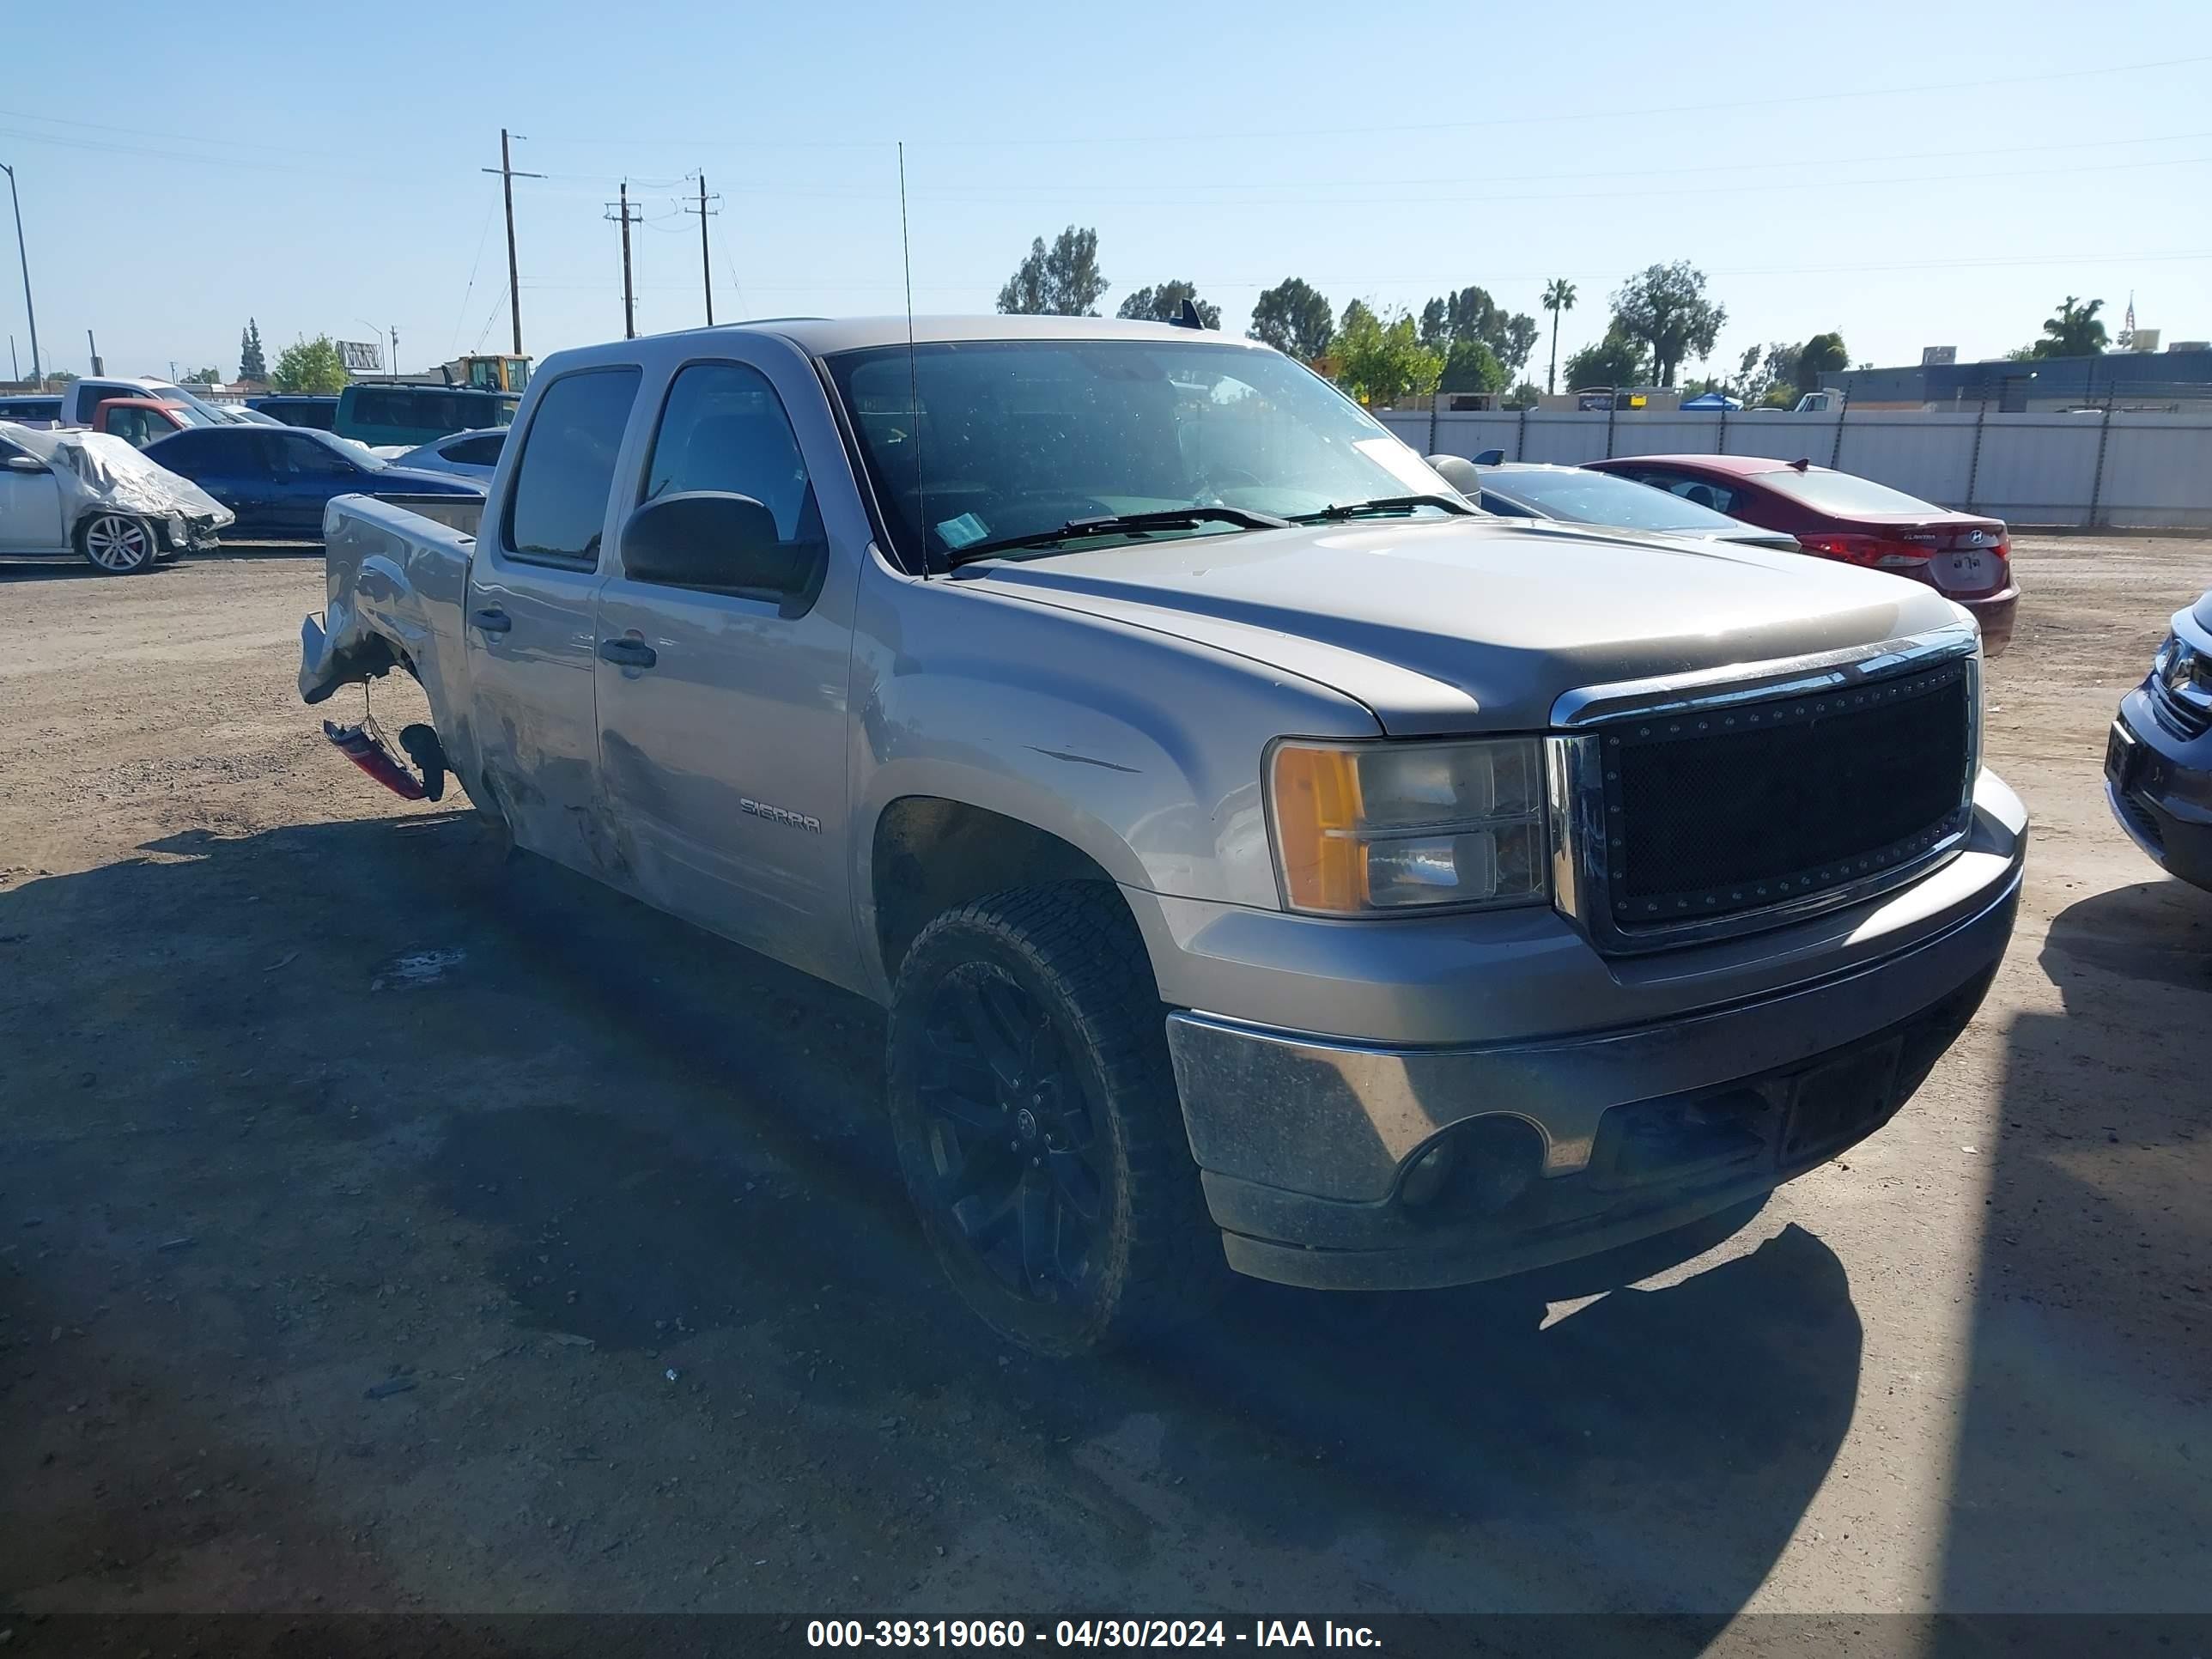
887, 882, 1226, 1356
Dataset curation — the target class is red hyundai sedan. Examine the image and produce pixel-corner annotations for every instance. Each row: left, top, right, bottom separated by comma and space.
1584, 454, 2019, 656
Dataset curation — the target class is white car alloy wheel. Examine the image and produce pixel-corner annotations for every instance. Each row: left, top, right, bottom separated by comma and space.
78, 513, 157, 575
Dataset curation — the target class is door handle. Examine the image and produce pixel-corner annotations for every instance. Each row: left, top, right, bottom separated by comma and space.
470, 607, 513, 635
598, 637, 658, 669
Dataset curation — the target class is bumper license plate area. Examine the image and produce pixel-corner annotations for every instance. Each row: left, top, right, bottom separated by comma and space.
1784, 1039, 1904, 1163
2106, 720, 2139, 789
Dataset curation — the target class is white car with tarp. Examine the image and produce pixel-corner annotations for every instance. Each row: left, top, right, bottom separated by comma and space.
0, 422, 234, 574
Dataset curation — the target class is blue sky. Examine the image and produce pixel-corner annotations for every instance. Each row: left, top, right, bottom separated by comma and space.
3, 0, 2209, 383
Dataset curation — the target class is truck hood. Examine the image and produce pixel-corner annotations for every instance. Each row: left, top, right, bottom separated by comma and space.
951, 516, 1967, 735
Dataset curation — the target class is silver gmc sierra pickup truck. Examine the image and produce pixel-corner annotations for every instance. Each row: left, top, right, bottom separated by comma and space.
300, 315, 2026, 1355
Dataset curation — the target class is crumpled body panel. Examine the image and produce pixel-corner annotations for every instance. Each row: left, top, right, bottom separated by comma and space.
299, 495, 483, 799
9, 427, 234, 529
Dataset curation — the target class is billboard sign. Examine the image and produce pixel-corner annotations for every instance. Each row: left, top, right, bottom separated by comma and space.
1921, 345, 1957, 366
337, 339, 384, 374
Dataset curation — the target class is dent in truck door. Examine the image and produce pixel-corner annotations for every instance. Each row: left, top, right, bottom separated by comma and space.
592, 353, 861, 989
465, 366, 642, 875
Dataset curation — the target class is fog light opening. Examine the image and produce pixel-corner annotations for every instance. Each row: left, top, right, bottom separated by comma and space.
1399, 1118, 1543, 1214
1400, 1139, 1459, 1207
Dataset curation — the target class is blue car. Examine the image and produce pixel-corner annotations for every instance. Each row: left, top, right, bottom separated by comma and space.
143, 424, 481, 540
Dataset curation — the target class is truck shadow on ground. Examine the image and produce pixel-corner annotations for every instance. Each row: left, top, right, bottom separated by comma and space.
1938, 877, 2212, 1612
0, 812, 1858, 1629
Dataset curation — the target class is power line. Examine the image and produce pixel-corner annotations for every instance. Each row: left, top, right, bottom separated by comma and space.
449, 198, 498, 357
519, 246, 2209, 300
509, 51, 2212, 153
890, 126, 2212, 198
492, 136, 2212, 214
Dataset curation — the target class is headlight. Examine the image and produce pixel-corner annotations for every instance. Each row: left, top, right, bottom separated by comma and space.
2152, 632, 2181, 683
1266, 737, 1549, 915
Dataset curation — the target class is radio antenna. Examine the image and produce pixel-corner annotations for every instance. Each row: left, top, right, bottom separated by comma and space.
898, 141, 927, 580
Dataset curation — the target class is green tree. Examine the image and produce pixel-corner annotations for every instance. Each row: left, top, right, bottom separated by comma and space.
2031, 295, 2107, 358
1759, 382, 1800, 410
1541, 277, 1577, 394
995, 226, 1107, 316
239, 319, 267, 382
181, 366, 222, 386
1562, 325, 1650, 391
270, 336, 349, 394
1419, 285, 1538, 378
1798, 331, 1849, 389
1115, 280, 1221, 328
1497, 313, 1540, 379
1334, 309, 1441, 405
1729, 341, 1802, 405
1609, 261, 1727, 387
1419, 286, 1495, 349
1248, 276, 1334, 362
1502, 381, 1543, 410
1437, 337, 1506, 394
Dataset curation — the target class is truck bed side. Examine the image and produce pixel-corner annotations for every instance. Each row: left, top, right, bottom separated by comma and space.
298, 495, 483, 790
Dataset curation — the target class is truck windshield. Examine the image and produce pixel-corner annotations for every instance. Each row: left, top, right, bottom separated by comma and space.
825, 338, 1451, 570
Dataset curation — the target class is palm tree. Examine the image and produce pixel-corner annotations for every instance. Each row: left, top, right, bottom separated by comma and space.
2036, 295, 2108, 358
1542, 278, 1577, 394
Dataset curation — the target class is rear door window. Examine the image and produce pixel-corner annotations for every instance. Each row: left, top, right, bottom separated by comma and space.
1620, 467, 1745, 515
446, 434, 506, 467
106, 408, 157, 447
144, 429, 217, 470
501, 368, 641, 568
352, 388, 407, 428
282, 434, 356, 477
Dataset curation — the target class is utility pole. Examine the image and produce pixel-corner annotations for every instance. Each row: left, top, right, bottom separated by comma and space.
0, 161, 40, 384
87, 329, 102, 375
606, 183, 641, 341
684, 173, 720, 325
481, 130, 541, 356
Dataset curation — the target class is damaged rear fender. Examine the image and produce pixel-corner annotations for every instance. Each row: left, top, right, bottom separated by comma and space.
301, 497, 483, 800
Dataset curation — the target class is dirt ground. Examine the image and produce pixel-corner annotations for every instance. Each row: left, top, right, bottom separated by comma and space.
1, 538, 2208, 1648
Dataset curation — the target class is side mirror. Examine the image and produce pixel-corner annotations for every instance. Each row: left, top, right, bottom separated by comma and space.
5, 453, 46, 473
1426, 453, 1483, 497
621, 489, 824, 607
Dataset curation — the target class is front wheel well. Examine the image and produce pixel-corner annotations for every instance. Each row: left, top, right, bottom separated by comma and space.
870, 798, 1135, 986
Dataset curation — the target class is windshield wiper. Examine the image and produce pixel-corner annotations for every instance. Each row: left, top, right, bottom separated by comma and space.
1291, 493, 1476, 523
943, 507, 1289, 569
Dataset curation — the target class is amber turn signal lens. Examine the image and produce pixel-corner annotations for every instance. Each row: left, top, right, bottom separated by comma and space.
1269, 743, 1368, 912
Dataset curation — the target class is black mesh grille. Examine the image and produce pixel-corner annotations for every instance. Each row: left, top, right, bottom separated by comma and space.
1601, 662, 1972, 927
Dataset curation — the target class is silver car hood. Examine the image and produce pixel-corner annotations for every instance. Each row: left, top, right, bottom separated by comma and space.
951, 516, 1966, 735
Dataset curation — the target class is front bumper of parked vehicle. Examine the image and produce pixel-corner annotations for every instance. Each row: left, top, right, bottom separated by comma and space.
2106, 688, 2212, 892
167, 514, 223, 556
1158, 775, 2026, 1291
